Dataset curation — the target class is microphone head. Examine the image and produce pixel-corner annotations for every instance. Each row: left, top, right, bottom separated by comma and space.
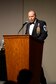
23, 21, 28, 26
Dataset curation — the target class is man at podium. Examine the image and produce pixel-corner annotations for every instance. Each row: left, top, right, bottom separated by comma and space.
25, 10, 48, 84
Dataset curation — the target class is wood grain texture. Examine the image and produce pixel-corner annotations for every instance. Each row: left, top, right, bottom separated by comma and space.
3, 35, 43, 84
4, 35, 29, 81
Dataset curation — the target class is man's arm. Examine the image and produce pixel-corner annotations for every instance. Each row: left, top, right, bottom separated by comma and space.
33, 21, 48, 41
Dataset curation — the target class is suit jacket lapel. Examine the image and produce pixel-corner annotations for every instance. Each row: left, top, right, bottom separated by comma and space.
32, 21, 38, 35
26, 23, 30, 34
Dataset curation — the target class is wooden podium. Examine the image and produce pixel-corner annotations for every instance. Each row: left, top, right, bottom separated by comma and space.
3, 35, 44, 84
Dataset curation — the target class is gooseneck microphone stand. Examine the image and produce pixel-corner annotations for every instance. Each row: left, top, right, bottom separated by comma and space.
18, 22, 28, 34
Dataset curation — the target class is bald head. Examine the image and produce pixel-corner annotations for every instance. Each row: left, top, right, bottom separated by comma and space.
28, 10, 36, 17
28, 10, 36, 23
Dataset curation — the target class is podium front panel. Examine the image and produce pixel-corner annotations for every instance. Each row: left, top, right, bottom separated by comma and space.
4, 35, 29, 81
4, 35, 44, 84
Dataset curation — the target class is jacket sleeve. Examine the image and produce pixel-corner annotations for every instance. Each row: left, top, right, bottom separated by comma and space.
33, 21, 48, 41
37, 29, 48, 41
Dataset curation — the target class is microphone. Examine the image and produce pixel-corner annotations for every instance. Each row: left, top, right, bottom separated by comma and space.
18, 21, 28, 34
23, 21, 28, 26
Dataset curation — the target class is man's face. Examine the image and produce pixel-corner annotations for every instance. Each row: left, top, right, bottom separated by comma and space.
28, 11, 36, 23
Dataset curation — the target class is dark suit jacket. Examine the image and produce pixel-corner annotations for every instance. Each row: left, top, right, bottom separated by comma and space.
25, 18, 48, 41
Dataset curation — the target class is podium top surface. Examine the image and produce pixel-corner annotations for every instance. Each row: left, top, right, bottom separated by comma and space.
3, 35, 44, 44
3, 35, 30, 38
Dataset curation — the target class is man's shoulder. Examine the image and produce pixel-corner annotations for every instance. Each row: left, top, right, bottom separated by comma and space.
36, 19, 46, 25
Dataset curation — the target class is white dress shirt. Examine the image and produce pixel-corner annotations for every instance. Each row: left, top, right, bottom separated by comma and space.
29, 24, 34, 35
